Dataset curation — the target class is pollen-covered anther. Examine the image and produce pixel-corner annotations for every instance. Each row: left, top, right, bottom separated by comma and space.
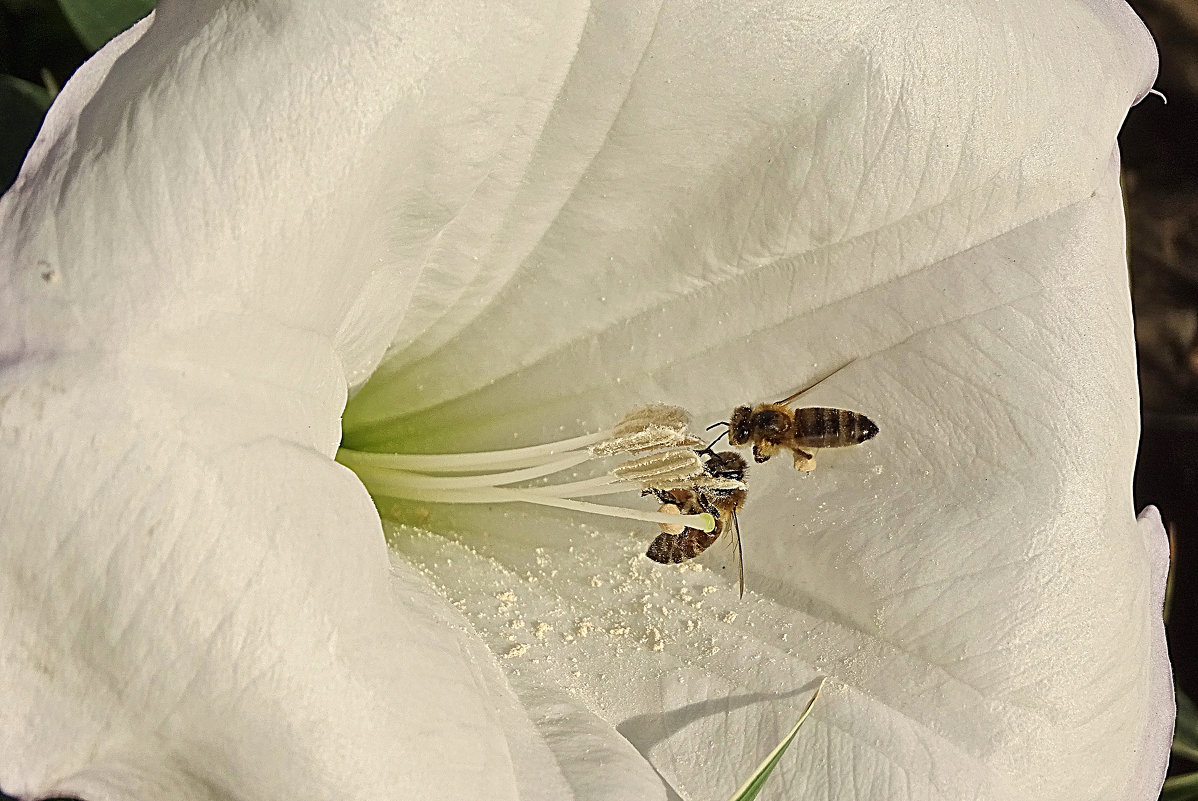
612, 404, 691, 436
591, 405, 701, 456
610, 448, 704, 485
681, 475, 746, 492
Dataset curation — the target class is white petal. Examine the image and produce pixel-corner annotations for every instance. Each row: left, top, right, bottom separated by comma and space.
1, 1, 647, 798
391, 170, 1172, 788
348, 2, 1167, 800
2, 0, 1167, 799
343, 0, 1156, 449
0, 354, 595, 799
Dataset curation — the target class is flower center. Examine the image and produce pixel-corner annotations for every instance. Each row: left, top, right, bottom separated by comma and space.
336, 405, 721, 533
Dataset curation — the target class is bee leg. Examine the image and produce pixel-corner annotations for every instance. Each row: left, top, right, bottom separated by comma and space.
653, 504, 688, 536
642, 487, 677, 505
792, 448, 817, 472
752, 441, 779, 463
696, 493, 721, 518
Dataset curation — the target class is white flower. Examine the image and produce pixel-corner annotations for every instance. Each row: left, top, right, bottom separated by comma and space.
0, 2, 1170, 800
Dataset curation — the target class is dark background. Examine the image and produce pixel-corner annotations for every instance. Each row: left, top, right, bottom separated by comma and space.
1124, 0, 1198, 783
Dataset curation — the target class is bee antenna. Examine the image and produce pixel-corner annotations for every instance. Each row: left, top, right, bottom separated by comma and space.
702, 429, 730, 452
705, 421, 729, 432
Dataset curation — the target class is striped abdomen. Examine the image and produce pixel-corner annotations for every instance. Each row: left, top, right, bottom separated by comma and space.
791, 407, 879, 448
646, 526, 721, 563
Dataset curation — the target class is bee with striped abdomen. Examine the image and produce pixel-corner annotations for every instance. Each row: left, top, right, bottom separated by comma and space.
714, 364, 878, 471
644, 450, 748, 596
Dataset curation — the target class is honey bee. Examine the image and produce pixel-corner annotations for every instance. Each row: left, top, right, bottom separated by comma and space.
717, 367, 878, 471
643, 450, 748, 597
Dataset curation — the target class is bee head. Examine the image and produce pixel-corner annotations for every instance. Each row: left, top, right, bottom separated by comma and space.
704, 450, 747, 482
728, 406, 753, 445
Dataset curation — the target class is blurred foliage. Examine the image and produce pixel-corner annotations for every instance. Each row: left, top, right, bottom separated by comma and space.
0, 74, 49, 189
1, 0, 89, 81
0, 0, 151, 193
1167, 690, 1198, 799
1164, 772, 1198, 801
1177, 689, 1198, 764
56, 0, 152, 51
1119, 0, 1198, 794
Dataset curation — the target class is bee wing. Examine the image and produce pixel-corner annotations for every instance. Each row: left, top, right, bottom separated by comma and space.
693, 496, 745, 596
730, 509, 744, 598
773, 360, 856, 406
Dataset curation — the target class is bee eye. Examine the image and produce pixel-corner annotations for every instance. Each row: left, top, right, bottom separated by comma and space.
728, 407, 752, 445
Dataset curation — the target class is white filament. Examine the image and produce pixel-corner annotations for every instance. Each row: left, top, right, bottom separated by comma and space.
337, 405, 718, 533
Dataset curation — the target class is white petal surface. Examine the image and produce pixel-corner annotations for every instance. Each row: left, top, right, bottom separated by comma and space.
343, 0, 1155, 448
1, 1, 655, 798
339, 1, 1169, 800
0, 362, 538, 799
387, 164, 1169, 800
0, 0, 1169, 800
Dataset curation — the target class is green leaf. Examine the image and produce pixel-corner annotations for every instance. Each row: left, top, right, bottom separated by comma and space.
1162, 771, 1198, 801
0, 0, 43, 12
0, 74, 51, 194
725, 678, 825, 801
55, 0, 153, 52
40, 67, 60, 100
1175, 689, 1198, 764
1, 73, 51, 110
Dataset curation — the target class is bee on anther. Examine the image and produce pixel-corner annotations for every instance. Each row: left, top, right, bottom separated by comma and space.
643, 450, 748, 597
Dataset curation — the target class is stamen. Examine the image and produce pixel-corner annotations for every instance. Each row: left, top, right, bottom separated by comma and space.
612, 404, 691, 437
655, 474, 745, 492
336, 405, 720, 534
590, 404, 701, 456
335, 431, 608, 473
610, 449, 703, 484
338, 451, 593, 489
337, 404, 696, 473
590, 426, 701, 457
365, 482, 716, 532
528, 447, 703, 499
